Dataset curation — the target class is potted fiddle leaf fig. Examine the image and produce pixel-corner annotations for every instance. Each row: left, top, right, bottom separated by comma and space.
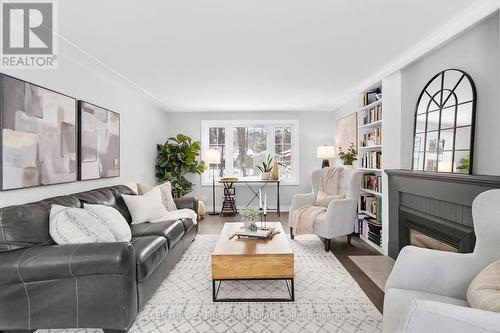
156, 134, 206, 197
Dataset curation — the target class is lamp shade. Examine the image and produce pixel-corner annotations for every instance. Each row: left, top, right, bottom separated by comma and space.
204, 149, 221, 165
316, 146, 335, 159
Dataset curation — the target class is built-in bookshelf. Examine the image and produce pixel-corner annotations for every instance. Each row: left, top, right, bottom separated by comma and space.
357, 85, 384, 254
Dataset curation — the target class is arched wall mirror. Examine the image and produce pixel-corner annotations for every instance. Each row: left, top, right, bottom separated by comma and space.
412, 69, 476, 174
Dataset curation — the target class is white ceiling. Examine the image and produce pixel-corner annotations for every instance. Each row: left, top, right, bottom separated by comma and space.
59, 0, 482, 112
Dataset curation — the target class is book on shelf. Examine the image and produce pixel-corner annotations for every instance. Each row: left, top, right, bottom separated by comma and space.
360, 195, 382, 221
362, 104, 382, 125
362, 88, 381, 106
360, 127, 382, 147
360, 151, 382, 170
362, 174, 382, 192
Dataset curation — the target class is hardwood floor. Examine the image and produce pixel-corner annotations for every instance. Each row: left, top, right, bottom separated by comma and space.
199, 212, 385, 312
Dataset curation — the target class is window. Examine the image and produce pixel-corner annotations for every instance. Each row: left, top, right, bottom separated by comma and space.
201, 120, 299, 185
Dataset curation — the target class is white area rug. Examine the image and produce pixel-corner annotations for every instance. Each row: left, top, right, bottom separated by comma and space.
40, 235, 382, 333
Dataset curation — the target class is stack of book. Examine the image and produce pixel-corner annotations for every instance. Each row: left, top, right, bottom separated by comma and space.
362, 174, 382, 192
235, 229, 273, 239
367, 219, 382, 246
363, 105, 382, 125
360, 128, 382, 146
360, 151, 382, 170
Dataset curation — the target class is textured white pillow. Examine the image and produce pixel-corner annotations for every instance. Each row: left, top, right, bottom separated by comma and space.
122, 187, 168, 224
84, 204, 132, 242
49, 205, 116, 244
153, 181, 177, 211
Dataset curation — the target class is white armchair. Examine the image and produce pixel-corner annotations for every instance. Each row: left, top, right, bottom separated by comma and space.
289, 167, 363, 251
383, 189, 500, 333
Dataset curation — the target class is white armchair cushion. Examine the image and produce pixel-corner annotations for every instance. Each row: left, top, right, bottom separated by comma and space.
397, 300, 500, 333
467, 259, 500, 312
384, 288, 468, 333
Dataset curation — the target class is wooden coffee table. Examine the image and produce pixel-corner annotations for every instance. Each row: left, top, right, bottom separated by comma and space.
211, 222, 294, 302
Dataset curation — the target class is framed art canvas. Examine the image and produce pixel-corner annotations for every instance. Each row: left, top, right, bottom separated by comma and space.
336, 112, 358, 154
0, 74, 77, 190
79, 101, 120, 180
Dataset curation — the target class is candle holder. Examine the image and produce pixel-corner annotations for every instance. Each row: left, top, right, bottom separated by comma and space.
259, 208, 269, 230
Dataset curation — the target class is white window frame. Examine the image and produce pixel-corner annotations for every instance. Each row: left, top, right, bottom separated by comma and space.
201, 119, 299, 186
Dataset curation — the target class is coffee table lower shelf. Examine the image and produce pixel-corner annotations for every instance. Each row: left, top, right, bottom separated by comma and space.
212, 278, 295, 302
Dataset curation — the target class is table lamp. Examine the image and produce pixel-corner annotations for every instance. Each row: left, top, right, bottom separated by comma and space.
317, 145, 335, 168
205, 149, 221, 215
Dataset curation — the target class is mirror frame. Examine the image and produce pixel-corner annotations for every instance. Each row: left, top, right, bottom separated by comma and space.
412, 68, 477, 174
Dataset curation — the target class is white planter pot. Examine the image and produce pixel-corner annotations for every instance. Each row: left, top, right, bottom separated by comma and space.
260, 172, 271, 180
243, 220, 257, 230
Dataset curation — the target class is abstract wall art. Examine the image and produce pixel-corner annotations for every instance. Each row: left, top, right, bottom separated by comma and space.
79, 101, 120, 180
336, 112, 358, 155
0, 74, 77, 190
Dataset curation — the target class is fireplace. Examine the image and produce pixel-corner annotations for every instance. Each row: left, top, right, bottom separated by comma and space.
399, 205, 474, 253
385, 170, 500, 259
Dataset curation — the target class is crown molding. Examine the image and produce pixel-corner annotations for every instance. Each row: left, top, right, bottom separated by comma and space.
357, 0, 500, 92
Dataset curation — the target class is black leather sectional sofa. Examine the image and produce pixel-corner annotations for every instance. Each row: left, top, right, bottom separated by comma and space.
0, 185, 198, 333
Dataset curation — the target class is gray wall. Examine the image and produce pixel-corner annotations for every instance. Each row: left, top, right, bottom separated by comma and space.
0, 39, 170, 207
166, 111, 335, 210
401, 13, 500, 175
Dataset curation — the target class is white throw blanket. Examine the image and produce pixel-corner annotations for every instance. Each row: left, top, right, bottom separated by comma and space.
151, 208, 198, 225
290, 167, 342, 236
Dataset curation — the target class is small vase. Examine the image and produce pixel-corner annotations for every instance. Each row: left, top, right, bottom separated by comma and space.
244, 220, 256, 230
271, 160, 279, 180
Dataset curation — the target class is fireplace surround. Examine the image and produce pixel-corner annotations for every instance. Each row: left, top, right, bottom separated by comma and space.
385, 169, 500, 259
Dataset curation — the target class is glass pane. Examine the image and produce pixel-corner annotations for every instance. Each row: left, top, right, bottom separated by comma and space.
427, 111, 439, 131
413, 152, 424, 170
440, 129, 454, 151
454, 151, 470, 173
426, 131, 439, 152
417, 94, 430, 115
442, 91, 458, 109
233, 126, 267, 177
455, 126, 471, 150
209, 127, 225, 145
426, 74, 443, 100
438, 151, 453, 172
456, 102, 473, 127
414, 133, 424, 152
424, 152, 438, 172
416, 114, 426, 133
454, 78, 473, 102
217, 128, 225, 144
443, 70, 464, 91
440, 106, 455, 129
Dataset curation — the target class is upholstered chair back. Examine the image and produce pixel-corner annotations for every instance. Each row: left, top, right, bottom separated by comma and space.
310, 167, 363, 200
471, 189, 500, 261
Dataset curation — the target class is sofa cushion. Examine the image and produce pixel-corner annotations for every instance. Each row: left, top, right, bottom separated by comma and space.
130, 236, 167, 282
0, 196, 80, 252
0, 242, 135, 285
384, 288, 468, 333
467, 259, 500, 312
131, 220, 185, 249
180, 218, 194, 232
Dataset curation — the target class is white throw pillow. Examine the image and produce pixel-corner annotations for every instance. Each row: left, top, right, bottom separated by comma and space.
137, 183, 152, 195
122, 187, 168, 224
49, 205, 116, 244
84, 204, 132, 242
154, 181, 177, 211
315, 192, 345, 207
